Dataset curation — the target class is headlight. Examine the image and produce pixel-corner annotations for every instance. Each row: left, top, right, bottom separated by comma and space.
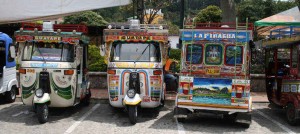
35, 88, 44, 98
127, 89, 136, 98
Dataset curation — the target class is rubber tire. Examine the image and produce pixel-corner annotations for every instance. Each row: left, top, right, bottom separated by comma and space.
81, 90, 91, 106
128, 105, 138, 125
177, 117, 186, 123
5, 86, 16, 103
286, 103, 298, 126
223, 113, 237, 123
160, 86, 165, 107
36, 104, 49, 124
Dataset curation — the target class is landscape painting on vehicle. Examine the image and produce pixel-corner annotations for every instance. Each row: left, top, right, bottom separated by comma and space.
192, 78, 232, 105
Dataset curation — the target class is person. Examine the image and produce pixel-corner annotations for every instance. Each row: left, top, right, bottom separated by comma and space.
164, 59, 178, 92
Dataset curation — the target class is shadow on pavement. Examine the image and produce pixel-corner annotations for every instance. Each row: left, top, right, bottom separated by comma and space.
253, 103, 300, 133
0, 101, 94, 126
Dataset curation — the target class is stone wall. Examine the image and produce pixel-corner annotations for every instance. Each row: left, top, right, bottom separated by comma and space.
250, 75, 266, 92
88, 72, 107, 89
88, 72, 266, 92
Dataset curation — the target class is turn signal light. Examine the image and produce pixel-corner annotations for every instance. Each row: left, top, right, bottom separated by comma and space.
64, 70, 74, 75
19, 68, 26, 74
107, 70, 116, 74
153, 70, 162, 75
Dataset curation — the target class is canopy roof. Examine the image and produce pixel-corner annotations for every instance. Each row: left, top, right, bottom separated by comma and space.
0, 0, 131, 24
255, 6, 300, 26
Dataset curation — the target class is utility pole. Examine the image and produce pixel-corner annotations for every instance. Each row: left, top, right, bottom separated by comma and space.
132, 0, 144, 23
180, 0, 184, 29
137, 0, 144, 24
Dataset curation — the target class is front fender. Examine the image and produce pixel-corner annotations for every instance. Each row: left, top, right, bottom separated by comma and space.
7, 78, 18, 91
123, 94, 142, 105
34, 93, 50, 104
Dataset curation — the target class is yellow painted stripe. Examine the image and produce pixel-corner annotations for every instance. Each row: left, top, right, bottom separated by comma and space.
177, 102, 248, 109
123, 100, 141, 105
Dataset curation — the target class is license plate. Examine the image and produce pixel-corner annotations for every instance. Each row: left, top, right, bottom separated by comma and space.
206, 68, 220, 75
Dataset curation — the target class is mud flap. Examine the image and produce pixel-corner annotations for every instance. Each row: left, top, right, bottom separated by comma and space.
174, 107, 189, 118
235, 112, 252, 125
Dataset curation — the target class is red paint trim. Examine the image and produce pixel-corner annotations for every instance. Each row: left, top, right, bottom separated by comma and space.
139, 72, 148, 96
122, 71, 130, 95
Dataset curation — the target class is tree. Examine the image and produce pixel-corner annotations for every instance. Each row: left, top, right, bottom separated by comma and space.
194, 5, 222, 23
143, 0, 171, 24
64, 11, 107, 26
88, 45, 107, 71
236, 0, 297, 23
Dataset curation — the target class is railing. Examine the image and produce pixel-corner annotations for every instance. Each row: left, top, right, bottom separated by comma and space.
21, 23, 88, 33
183, 22, 254, 30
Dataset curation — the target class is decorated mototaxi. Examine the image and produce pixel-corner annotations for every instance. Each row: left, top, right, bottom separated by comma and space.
102, 20, 170, 124
15, 22, 91, 123
174, 20, 253, 127
0, 32, 18, 102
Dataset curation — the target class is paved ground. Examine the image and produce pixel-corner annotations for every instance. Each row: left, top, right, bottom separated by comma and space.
1, 96, 300, 134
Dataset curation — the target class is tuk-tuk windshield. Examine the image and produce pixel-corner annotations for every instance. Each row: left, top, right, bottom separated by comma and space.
110, 42, 161, 62
22, 42, 74, 62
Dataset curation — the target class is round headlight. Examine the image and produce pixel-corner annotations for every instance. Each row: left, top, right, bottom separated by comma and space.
35, 89, 44, 98
127, 89, 136, 98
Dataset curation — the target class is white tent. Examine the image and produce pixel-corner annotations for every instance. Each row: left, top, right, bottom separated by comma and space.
0, 0, 131, 24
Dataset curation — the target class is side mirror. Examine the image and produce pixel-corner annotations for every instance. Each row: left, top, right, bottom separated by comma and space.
100, 44, 106, 56
9, 45, 16, 58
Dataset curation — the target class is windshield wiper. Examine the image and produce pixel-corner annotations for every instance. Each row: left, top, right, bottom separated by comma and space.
133, 44, 150, 70
34, 42, 46, 63
134, 44, 150, 63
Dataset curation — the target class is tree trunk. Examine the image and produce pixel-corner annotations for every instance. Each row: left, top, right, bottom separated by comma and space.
220, 0, 236, 22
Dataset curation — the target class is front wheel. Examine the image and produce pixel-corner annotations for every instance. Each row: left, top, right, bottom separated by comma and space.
5, 86, 16, 103
286, 103, 298, 126
128, 105, 138, 124
36, 104, 49, 124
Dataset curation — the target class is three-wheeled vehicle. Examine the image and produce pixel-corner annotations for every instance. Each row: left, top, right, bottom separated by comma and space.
264, 26, 300, 125
102, 20, 170, 124
0, 32, 18, 102
15, 22, 91, 123
174, 19, 253, 127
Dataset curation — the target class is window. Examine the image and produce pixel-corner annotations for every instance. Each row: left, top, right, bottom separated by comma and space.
225, 46, 243, 65
186, 44, 203, 64
110, 42, 160, 62
7, 43, 15, 62
22, 42, 74, 62
205, 44, 223, 65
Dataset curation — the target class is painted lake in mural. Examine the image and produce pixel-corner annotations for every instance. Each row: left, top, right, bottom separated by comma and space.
192, 78, 232, 105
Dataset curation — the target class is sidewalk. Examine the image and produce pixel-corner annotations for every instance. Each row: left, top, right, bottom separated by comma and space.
90, 89, 269, 103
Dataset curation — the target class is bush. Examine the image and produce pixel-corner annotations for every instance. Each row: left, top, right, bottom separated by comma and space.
88, 44, 107, 71
169, 48, 181, 72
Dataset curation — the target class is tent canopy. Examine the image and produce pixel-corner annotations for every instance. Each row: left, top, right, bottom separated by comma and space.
0, 0, 131, 24
255, 6, 300, 26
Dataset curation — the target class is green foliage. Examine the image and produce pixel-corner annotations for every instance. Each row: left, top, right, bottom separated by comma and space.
195, 5, 222, 23
169, 48, 181, 72
64, 11, 108, 26
88, 45, 107, 72
169, 48, 181, 61
166, 21, 179, 35
236, 0, 297, 23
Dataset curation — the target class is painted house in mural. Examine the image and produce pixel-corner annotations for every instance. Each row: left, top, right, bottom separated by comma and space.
174, 20, 253, 127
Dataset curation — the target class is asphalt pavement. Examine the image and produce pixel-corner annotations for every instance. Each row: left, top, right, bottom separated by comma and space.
0, 97, 299, 134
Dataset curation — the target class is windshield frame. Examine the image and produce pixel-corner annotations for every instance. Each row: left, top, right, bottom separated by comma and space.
22, 42, 75, 62
110, 41, 161, 62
